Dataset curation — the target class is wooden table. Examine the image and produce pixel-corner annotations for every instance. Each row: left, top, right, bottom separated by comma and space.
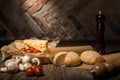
0, 40, 120, 80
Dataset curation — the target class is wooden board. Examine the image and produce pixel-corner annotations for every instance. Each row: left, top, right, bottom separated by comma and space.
0, 53, 120, 80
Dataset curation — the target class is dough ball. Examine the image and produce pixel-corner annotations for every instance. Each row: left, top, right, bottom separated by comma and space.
64, 51, 81, 67
53, 52, 68, 66
80, 50, 101, 65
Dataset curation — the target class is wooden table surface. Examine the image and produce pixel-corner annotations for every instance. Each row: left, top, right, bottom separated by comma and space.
0, 40, 120, 80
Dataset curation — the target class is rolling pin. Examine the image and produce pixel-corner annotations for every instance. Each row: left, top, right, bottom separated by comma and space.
102, 52, 120, 62
49, 45, 93, 55
91, 52, 120, 78
47, 45, 93, 62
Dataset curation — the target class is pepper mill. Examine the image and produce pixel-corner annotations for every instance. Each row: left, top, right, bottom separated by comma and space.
96, 11, 105, 54
91, 59, 120, 78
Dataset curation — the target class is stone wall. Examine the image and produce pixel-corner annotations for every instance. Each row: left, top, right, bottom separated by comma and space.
0, 0, 120, 41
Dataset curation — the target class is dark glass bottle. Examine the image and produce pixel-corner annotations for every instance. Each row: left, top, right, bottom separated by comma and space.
96, 11, 105, 54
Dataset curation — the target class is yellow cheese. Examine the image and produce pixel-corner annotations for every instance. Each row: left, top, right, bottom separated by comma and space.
14, 42, 29, 50
23, 39, 48, 51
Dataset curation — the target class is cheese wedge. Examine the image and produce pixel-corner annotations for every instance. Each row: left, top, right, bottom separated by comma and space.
14, 42, 29, 50
23, 39, 48, 51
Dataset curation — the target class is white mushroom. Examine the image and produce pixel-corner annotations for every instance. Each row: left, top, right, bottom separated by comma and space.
23, 63, 32, 70
22, 55, 31, 64
19, 63, 25, 71
31, 58, 40, 66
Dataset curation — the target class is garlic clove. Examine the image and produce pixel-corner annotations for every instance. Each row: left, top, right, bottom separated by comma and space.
23, 63, 32, 70
0, 67, 8, 72
22, 55, 31, 64
19, 63, 25, 71
31, 58, 41, 66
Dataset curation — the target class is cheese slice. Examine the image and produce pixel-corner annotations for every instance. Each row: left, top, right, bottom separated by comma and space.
14, 42, 29, 50
23, 39, 48, 51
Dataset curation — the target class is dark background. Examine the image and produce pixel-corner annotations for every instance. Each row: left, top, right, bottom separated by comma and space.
0, 0, 120, 41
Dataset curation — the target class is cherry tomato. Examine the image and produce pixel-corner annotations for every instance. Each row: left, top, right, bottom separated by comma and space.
26, 67, 34, 77
33, 49, 39, 53
21, 48, 27, 52
26, 49, 31, 53
34, 66, 43, 76
31, 65, 38, 70
29, 47, 34, 53
31, 65, 43, 76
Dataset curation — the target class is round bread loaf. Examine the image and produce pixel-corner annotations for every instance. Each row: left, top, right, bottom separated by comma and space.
80, 50, 101, 65
53, 51, 68, 66
64, 51, 81, 67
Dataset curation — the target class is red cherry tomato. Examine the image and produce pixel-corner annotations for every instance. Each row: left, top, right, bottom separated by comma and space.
31, 65, 38, 70
31, 65, 43, 76
29, 47, 34, 52
26, 49, 31, 53
21, 48, 27, 52
26, 67, 34, 77
33, 49, 39, 53
34, 66, 43, 76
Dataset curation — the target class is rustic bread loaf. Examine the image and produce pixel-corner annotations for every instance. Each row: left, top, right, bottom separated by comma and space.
80, 50, 101, 65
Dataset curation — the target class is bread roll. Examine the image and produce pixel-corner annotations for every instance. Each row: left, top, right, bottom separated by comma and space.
53, 52, 68, 66
64, 51, 81, 67
80, 50, 101, 65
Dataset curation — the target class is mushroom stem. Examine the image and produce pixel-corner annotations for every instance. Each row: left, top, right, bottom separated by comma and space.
31, 58, 40, 66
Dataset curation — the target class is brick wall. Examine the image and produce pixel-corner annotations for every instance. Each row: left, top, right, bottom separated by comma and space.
0, 0, 120, 41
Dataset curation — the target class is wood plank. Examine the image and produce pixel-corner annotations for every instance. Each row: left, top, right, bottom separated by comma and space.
62, 66, 94, 80
38, 64, 64, 80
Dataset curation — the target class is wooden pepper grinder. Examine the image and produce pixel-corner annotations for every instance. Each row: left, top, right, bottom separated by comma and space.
96, 11, 105, 54
91, 59, 120, 78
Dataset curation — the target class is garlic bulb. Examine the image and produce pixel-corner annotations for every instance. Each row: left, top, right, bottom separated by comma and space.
31, 58, 40, 66
5, 59, 15, 67
4, 59, 19, 73
23, 63, 32, 70
22, 55, 31, 64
